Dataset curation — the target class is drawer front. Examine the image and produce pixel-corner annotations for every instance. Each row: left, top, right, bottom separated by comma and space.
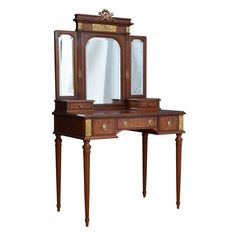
118, 117, 157, 130
92, 119, 116, 135
159, 116, 179, 131
69, 103, 92, 110
140, 100, 158, 108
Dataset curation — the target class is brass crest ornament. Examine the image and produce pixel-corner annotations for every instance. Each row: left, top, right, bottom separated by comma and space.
98, 9, 114, 21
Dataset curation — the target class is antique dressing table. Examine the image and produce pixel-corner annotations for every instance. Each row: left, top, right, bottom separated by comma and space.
53, 10, 185, 227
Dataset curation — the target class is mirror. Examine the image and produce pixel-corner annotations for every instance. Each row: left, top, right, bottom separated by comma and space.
131, 39, 144, 95
86, 37, 121, 104
58, 34, 74, 96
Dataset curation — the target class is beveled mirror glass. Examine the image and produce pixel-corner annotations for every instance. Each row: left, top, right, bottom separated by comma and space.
86, 37, 121, 104
131, 39, 143, 95
58, 34, 74, 96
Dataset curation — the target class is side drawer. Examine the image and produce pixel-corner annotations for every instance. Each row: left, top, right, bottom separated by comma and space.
118, 117, 157, 130
92, 119, 117, 135
159, 116, 179, 131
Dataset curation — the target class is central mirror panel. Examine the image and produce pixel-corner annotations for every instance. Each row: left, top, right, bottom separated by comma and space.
86, 37, 121, 104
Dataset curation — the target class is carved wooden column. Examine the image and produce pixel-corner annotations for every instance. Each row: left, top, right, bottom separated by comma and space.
83, 140, 91, 227
55, 134, 62, 212
176, 133, 182, 209
142, 132, 148, 197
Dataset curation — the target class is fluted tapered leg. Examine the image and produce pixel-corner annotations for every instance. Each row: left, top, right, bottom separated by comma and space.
176, 133, 183, 209
55, 134, 62, 212
83, 140, 91, 227
142, 132, 148, 197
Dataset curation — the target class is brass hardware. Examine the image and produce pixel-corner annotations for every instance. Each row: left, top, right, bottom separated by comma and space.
167, 120, 173, 127
126, 70, 129, 80
101, 124, 108, 131
123, 120, 129, 127
126, 26, 130, 33
179, 115, 184, 130
85, 119, 92, 136
77, 23, 83, 30
148, 103, 153, 107
78, 68, 82, 80
97, 9, 114, 21
147, 120, 153, 126
92, 24, 117, 32
79, 104, 83, 109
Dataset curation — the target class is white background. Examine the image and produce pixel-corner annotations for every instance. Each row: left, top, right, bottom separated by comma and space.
0, 0, 236, 235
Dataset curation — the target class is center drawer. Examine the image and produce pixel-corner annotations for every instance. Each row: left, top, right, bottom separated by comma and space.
118, 117, 157, 130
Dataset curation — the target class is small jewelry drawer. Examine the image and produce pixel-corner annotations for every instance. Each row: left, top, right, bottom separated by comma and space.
55, 100, 94, 113
69, 102, 92, 110
118, 117, 157, 130
126, 98, 160, 112
139, 100, 158, 108
159, 116, 179, 131
92, 119, 117, 135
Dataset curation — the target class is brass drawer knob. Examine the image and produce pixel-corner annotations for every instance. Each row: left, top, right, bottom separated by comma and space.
147, 120, 153, 125
148, 103, 153, 107
167, 120, 173, 127
101, 124, 108, 131
123, 120, 129, 127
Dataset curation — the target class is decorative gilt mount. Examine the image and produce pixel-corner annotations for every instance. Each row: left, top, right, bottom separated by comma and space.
97, 9, 114, 21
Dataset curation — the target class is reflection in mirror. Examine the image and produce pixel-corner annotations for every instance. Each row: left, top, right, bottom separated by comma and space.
131, 39, 143, 95
86, 37, 120, 104
58, 34, 74, 96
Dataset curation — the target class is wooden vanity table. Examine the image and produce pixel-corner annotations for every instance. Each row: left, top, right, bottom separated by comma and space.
53, 10, 185, 227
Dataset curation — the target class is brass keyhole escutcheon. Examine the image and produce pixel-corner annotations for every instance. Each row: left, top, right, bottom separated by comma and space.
101, 124, 108, 131
148, 120, 153, 126
123, 120, 129, 127
167, 120, 173, 127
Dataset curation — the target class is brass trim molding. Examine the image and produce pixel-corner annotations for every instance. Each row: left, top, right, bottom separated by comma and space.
78, 68, 82, 80
77, 23, 83, 30
179, 115, 184, 130
85, 119, 92, 136
126, 69, 129, 80
92, 24, 117, 32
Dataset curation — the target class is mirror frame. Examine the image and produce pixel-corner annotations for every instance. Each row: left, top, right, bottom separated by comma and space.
85, 36, 122, 104
54, 30, 78, 100
81, 33, 126, 107
55, 14, 147, 109
129, 36, 146, 98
